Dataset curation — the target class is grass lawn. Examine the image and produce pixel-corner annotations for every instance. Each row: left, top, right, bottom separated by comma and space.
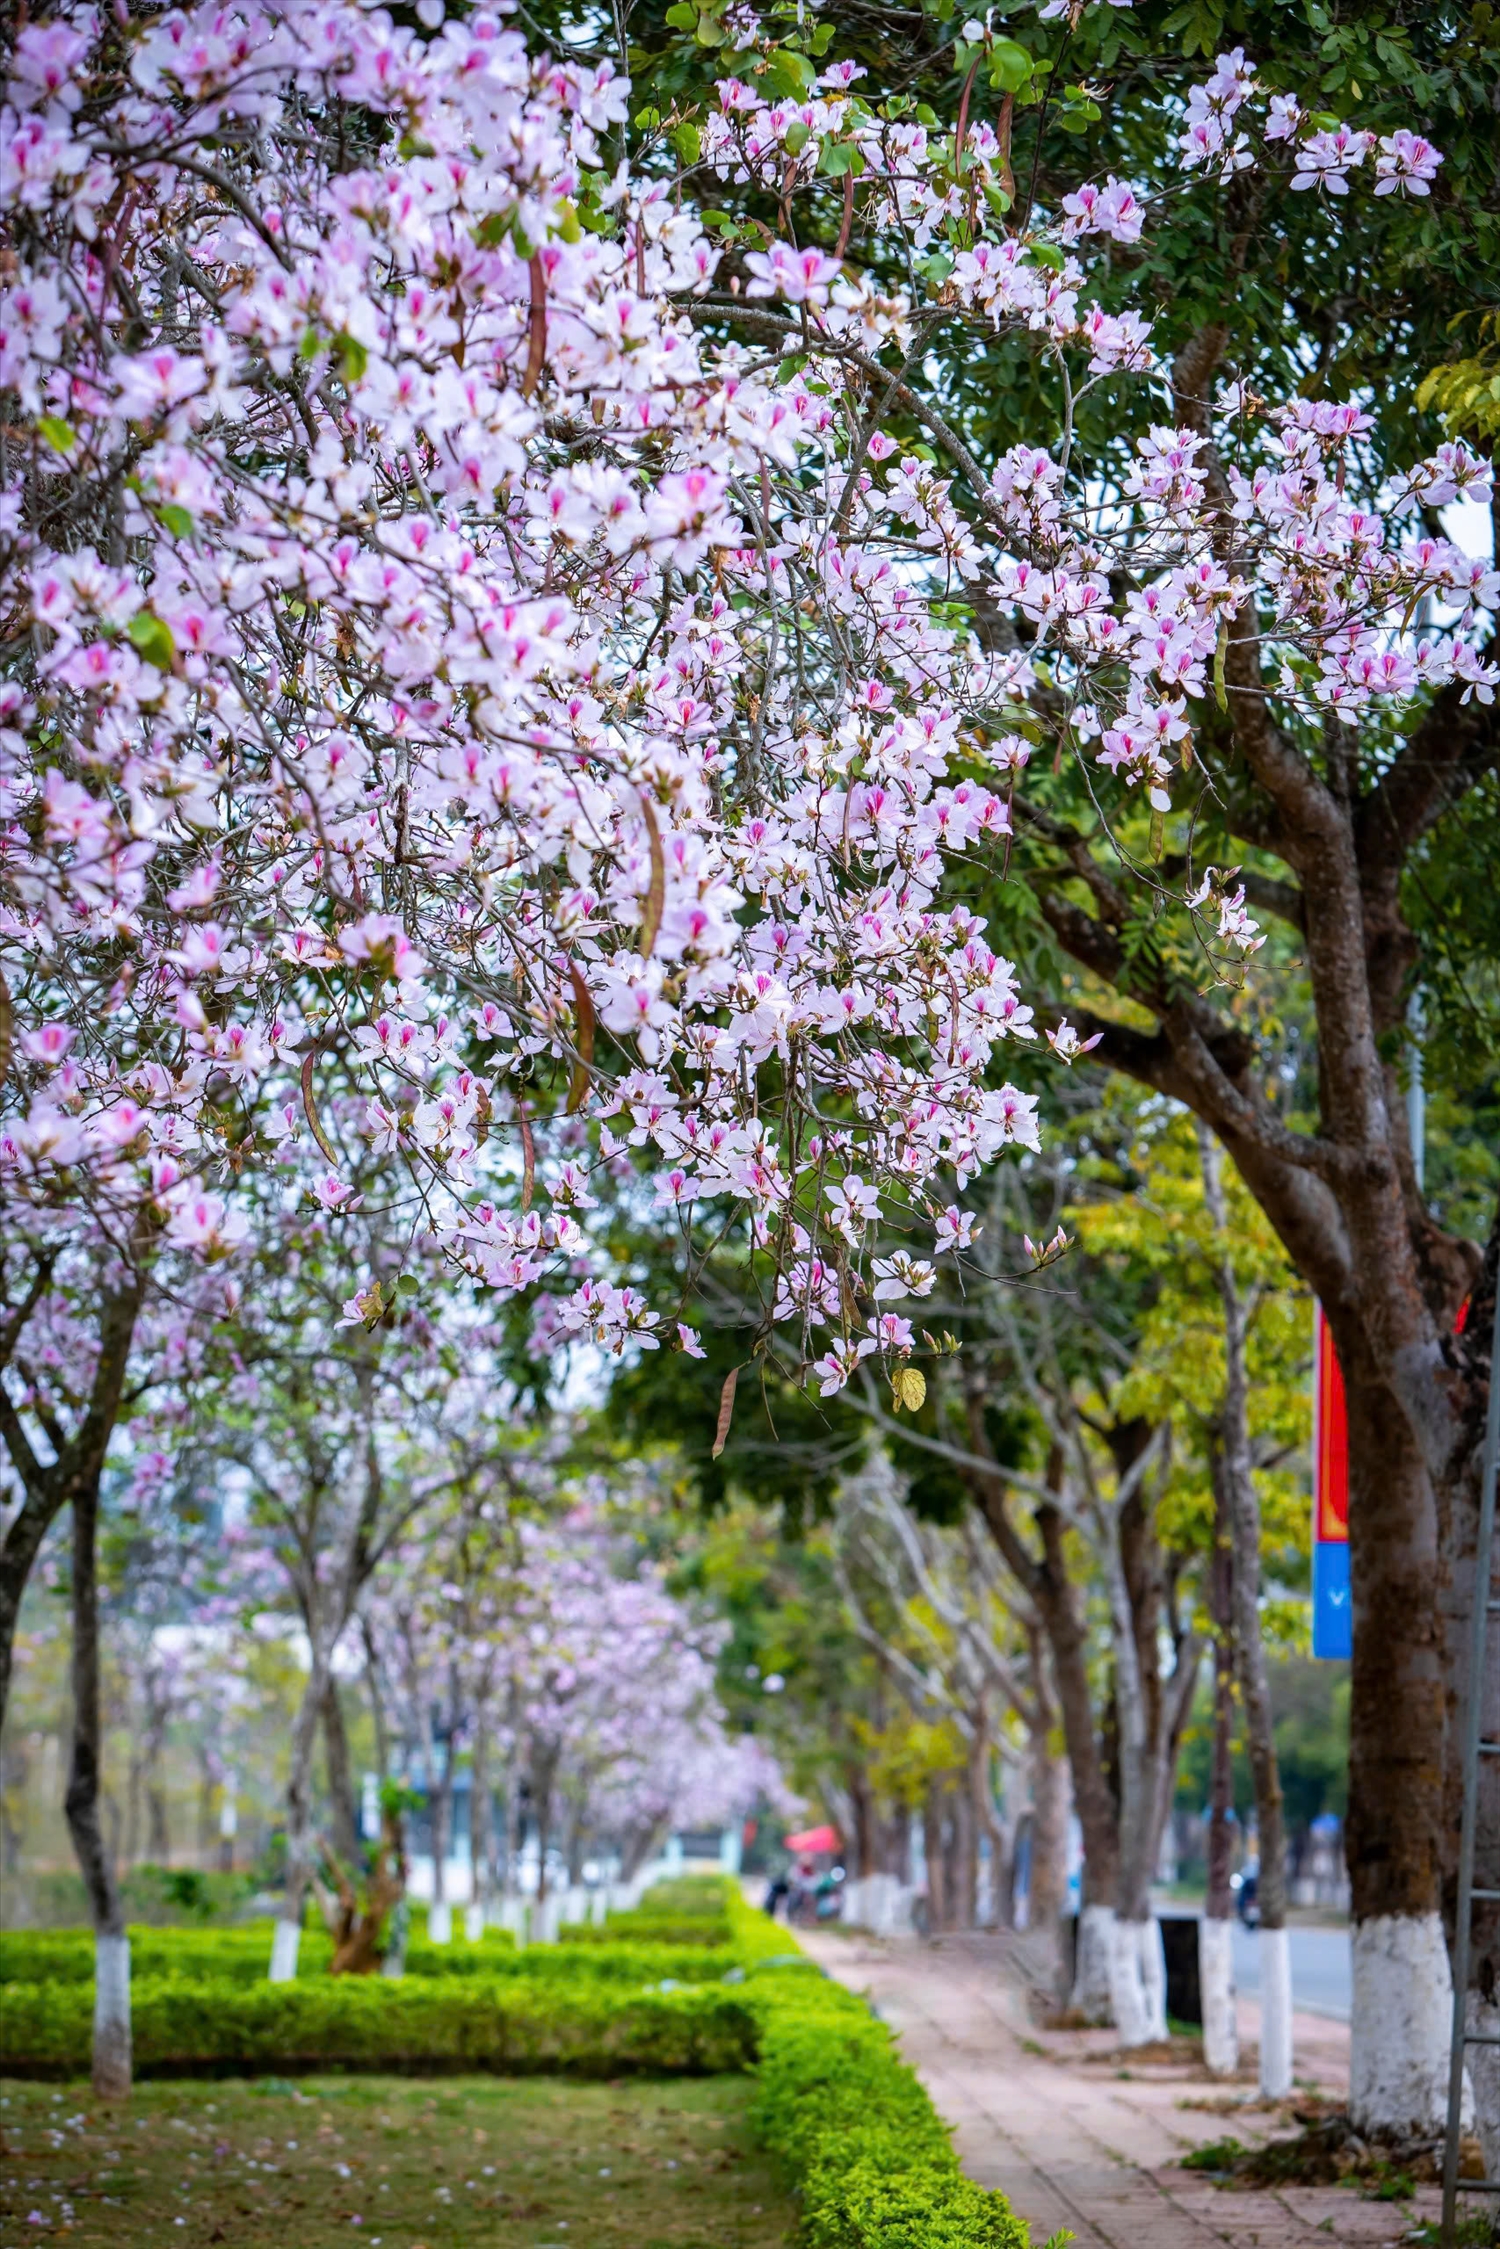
0, 2074, 796, 2249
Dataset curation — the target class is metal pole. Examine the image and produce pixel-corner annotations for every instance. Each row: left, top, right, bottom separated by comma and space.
1408, 990, 1426, 1197
1443, 1270, 1500, 2239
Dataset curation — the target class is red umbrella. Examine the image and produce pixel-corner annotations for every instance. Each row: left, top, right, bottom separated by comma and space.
784, 1823, 839, 1854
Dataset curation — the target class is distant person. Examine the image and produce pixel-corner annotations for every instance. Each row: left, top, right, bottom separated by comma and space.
763, 1872, 789, 1918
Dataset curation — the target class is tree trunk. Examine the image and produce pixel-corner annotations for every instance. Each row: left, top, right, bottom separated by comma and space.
147, 1766, 169, 1866
1200, 1124, 1290, 2095
1028, 1717, 1070, 1936
322, 1676, 361, 1875
1341, 1347, 1451, 2137
848, 1772, 876, 1879
428, 1748, 452, 1943
1201, 1510, 1239, 2076
196, 1751, 216, 1868
977, 1486, 1120, 2017
124, 1746, 143, 1872
532, 1748, 555, 1904
470, 1703, 493, 1926
361, 1616, 389, 1787
62, 1480, 131, 2100
270, 1655, 328, 1981
922, 1780, 948, 1933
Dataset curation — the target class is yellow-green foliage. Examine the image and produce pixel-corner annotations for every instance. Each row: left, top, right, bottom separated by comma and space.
1069, 1108, 1312, 1643
1418, 322, 1500, 442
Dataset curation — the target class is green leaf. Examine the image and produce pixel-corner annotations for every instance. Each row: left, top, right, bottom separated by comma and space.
987, 37, 1034, 91
671, 119, 702, 165
333, 332, 368, 383
156, 503, 195, 540
695, 11, 725, 43
395, 1274, 420, 1299
37, 416, 76, 454
127, 612, 176, 670
783, 118, 811, 155
817, 140, 865, 178
756, 48, 816, 100
662, 3, 694, 25
1029, 241, 1065, 272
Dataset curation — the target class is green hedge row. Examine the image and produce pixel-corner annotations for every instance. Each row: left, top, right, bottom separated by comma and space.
0, 1925, 757, 1987
751, 1973, 1029, 2249
0, 1879, 1027, 2249
0, 1972, 759, 2079
560, 1913, 734, 1946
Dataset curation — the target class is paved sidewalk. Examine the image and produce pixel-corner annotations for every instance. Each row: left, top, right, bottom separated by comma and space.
796, 1926, 1440, 2249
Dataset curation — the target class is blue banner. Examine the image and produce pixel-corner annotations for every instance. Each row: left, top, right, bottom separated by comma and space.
1312, 1536, 1351, 1661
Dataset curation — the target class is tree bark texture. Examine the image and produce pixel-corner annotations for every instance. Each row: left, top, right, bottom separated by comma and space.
0, 1267, 146, 1731
63, 1480, 131, 2099
270, 1653, 329, 1981
1200, 1124, 1293, 2095
321, 1676, 361, 1876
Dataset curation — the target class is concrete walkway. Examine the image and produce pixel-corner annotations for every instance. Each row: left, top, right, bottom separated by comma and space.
796, 1926, 1441, 2248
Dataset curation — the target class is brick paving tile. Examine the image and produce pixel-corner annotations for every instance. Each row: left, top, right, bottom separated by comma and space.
794, 1925, 1442, 2248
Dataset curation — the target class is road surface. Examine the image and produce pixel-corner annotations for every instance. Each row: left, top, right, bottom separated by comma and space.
1231, 1921, 1351, 2021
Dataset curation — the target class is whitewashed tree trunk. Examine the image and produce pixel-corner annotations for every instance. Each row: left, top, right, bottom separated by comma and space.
93, 1934, 132, 2100
1072, 1901, 1115, 2022
1258, 1924, 1294, 2098
464, 1903, 485, 1941
1350, 1912, 1460, 2136
269, 1919, 302, 1982
1108, 1914, 1154, 2047
1199, 1916, 1238, 2075
427, 1900, 452, 1944
1137, 1915, 1168, 2041
270, 1653, 327, 1982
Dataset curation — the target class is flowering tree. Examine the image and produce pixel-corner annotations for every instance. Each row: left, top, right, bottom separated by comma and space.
364, 1480, 771, 1907
5, 0, 1495, 2133
170, 1173, 512, 1979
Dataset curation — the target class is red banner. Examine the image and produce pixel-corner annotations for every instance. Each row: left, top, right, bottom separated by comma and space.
1313, 1302, 1349, 1545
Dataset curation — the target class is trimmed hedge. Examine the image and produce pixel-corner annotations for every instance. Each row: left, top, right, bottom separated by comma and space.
0, 1972, 759, 2079
0, 1926, 751, 1987
750, 1973, 1029, 2249
560, 1912, 734, 1946
0, 1879, 1031, 2249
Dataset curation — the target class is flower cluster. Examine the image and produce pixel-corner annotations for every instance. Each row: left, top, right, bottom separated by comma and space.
1, 1, 1488, 1406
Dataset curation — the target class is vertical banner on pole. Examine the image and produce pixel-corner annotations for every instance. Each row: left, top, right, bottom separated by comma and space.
1312, 1302, 1351, 1659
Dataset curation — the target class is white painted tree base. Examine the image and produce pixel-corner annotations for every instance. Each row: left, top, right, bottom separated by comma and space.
427, 1901, 452, 1945
1072, 1903, 1115, 2024
464, 1904, 485, 1943
1138, 1917, 1168, 2042
1258, 1925, 1293, 2098
1350, 1912, 1466, 2136
1199, 1916, 1238, 2075
1109, 1914, 1154, 2048
93, 1934, 132, 2100
269, 1920, 302, 1983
